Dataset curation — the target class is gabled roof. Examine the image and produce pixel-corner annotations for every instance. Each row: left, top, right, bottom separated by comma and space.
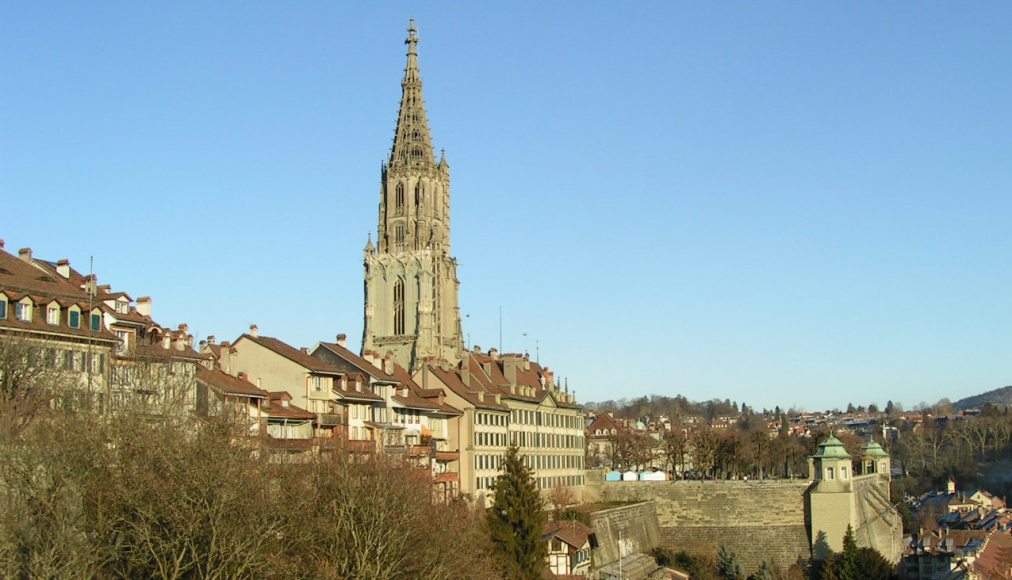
195, 367, 268, 399
427, 363, 509, 411
543, 520, 594, 549
315, 341, 399, 382
587, 413, 624, 437
239, 334, 340, 374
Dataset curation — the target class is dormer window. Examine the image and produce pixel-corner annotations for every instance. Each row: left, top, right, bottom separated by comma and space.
0, 297, 7, 320
15, 300, 32, 322
68, 309, 80, 329
114, 301, 128, 314
47, 305, 60, 326
90, 312, 101, 331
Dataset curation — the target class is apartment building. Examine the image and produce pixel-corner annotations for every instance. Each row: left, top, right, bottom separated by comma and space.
417, 346, 586, 504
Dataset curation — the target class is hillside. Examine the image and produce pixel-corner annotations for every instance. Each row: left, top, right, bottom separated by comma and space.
954, 386, 1012, 411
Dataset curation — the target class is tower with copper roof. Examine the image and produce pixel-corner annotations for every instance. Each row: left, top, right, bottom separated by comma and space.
362, 20, 463, 371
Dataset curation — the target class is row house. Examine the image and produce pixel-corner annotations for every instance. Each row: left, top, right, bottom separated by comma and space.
417, 346, 586, 505
1, 242, 205, 416
0, 244, 118, 408
312, 335, 463, 498
205, 329, 464, 496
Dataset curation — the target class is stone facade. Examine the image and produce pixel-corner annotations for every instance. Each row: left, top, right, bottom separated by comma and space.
600, 480, 811, 574
362, 20, 463, 372
588, 501, 663, 568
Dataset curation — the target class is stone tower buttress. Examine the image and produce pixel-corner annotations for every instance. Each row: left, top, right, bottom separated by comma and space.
362, 20, 463, 372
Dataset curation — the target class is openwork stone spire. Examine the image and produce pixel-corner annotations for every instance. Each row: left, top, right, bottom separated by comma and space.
363, 20, 463, 372
389, 18, 436, 169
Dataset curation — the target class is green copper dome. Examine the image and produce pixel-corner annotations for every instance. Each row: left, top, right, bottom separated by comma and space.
862, 440, 890, 458
811, 434, 851, 459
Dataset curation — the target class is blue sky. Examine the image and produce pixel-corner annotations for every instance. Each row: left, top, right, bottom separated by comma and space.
3, 3, 1010, 411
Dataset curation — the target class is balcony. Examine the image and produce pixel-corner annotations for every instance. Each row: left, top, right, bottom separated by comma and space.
407, 445, 432, 458
317, 413, 345, 427
265, 437, 313, 451
433, 472, 459, 484
347, 439, 376, 453
434, 450, 460, 462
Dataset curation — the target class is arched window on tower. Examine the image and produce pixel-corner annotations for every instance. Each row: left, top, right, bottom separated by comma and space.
393, 279, 405, 335
395, 184, 405, 215
394, 225, 405, 252
415, 183, 421, 206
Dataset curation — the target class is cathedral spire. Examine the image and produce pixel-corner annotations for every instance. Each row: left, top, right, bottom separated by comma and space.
390, 18, 436, 169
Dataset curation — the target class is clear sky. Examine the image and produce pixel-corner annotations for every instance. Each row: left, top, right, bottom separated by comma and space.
3, 3, 1011, 412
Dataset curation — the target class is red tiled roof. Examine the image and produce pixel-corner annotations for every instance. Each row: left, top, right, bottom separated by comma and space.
195, 367, 268, 399
240, 334, 341, 374
543, 520, 593, 549
316, 341, 399, 382
427, 363, 509, 411
971, 532, 1012, 578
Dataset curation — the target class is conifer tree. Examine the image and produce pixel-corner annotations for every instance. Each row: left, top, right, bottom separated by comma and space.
486, 445, 547, 579
716, 544, 744, 579
839, 525, 859, 580
750, 560, 774, 580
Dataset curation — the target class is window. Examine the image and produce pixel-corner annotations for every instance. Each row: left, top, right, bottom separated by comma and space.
114, 301, 128, 314
116, 331, 129, 353
841, 466, 849, 480
15, 301, 32, 322
393, 279, 405, 334
0, 299, 6, 319
47, 305, 60, 325
394, 225, 405, 252
395, 183, 405, 210
91, 313, 101, 331
312, 376, 324, 391
69, 310, 80, 328
826, 467, 835, 480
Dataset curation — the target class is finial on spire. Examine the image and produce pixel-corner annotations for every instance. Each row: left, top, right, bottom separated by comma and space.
364, 233, 375, 254
406, 18, 418, 55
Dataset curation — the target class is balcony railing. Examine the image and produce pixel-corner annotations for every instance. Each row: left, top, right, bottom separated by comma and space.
317, 413, 345, 427
434, 450, 460, 462
407, 445, 432, 457
433, 472, 459, 484
265, 437, 314, 451
346, 439, 376, 453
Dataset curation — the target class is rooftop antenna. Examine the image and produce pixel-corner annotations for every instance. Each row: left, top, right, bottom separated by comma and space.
498, 305, 502, 352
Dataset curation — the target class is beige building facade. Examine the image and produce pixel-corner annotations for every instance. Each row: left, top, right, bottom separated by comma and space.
362, 19, 463, 372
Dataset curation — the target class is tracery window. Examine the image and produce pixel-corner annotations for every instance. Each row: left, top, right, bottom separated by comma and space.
393, 279, 405, 335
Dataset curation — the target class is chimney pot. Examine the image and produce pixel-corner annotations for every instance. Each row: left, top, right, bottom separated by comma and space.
0, 240, 4, 249
249, 324, 258, 337
207, 335, 216, 345
18, 247, 32, 262
135, 297, 152, 317
301, 347, 309, 354
336, 333, 347, 348
56, 259, 71, 278
238, 371, 249, 381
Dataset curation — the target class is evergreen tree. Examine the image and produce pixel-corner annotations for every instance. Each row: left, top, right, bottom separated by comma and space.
750, 560, 774, 580
839, 525, 859, 580
486, 445, 547, 579
716, 544, 744, 579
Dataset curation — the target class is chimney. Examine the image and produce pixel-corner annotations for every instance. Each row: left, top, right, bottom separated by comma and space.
249, 324, 258, 337
461, 356, 470, 387
383, 352, 394, 375
199, 339, 207, 349
489, 347, 499, 361
207, 335, 216, 345
0, 240, 4, 249
174, 334, 185, 351
161, 334, 171, 349
301, 347, 310, 354
238, 371, 249, 382
18, 247, 32, 262
336, 333, 347, 348
136, 296, 152, 317
523, 353, 530, 371
56, 259, 71, 278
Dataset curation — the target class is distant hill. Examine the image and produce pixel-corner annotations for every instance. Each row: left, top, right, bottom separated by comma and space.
954, 386, 1012, 411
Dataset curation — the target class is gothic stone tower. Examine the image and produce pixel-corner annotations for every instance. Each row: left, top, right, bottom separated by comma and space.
362, 20, 463, 372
